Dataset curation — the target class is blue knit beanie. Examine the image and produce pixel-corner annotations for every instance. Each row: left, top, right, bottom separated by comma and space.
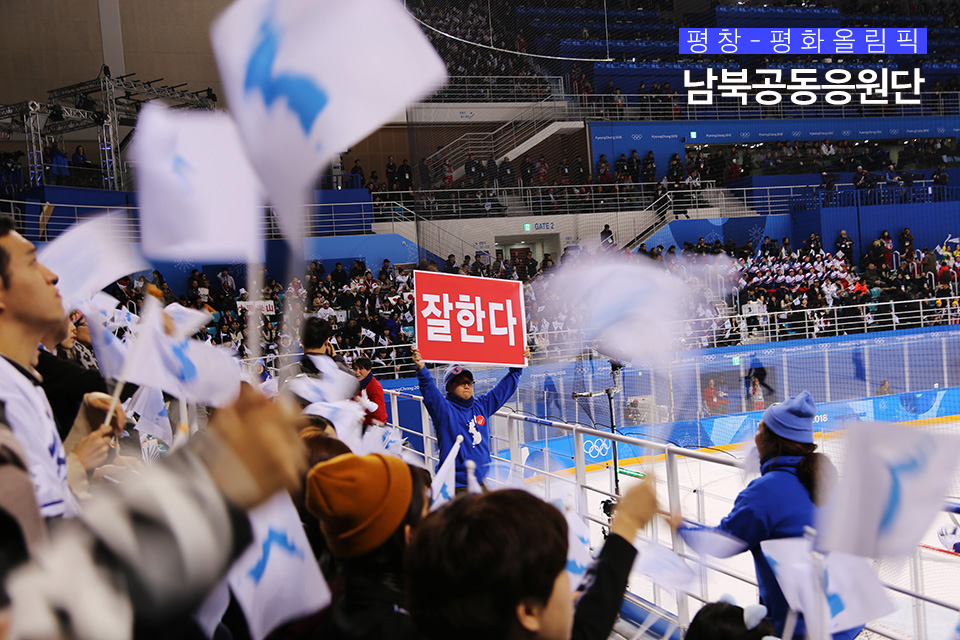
442, 364, 474, 392
761, 391, 816, 444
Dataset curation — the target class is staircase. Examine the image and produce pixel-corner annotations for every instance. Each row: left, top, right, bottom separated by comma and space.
426, 99, 580, 182
372, 203, 483, 262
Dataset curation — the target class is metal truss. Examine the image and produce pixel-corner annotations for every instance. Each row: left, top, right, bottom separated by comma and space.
0, 73, 216, 191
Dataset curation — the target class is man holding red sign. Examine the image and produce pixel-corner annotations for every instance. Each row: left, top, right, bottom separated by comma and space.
413, 271, 526, 367
412, 345, 529, 492
412, 270, 530, 491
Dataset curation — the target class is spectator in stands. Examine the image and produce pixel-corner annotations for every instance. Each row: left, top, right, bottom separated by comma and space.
500, 156, 515, 186
685, 600, 774, 640
876, 379, 893, 396
305, 453, 431, 640
411, 345, 529, 490
674, 392, 849, 640
418, 157, 431, 189
900, 228, 915, 257
880, 230, 894, 267
406, 477, 658, 640
749, 376, 765, 411
46, 143, 70, 185
595, 154, 610, 180
465, 154, 481, 187
885, 164, 903, 186
703, 378, 722, 415
331, 261, 349, 289
932, 164, 949, 202
217, 267, 236, 291
352, 356, 386, 427
599, 224, 614, 249
853, 165, 869, 190
835, 230, 854, 262
385, 155, 397, 189
351, 159, 365, 186
572, 155, 586, 183
71, 145, 92, 168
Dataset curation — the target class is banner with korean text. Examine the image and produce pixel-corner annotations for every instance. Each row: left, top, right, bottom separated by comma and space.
414, 272, 526, 367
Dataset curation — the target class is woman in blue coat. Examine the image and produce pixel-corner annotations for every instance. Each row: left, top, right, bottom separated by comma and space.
676, 391, 855, 639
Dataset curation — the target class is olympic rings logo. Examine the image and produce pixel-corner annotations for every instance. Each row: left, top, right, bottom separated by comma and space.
583, 438, 612, 457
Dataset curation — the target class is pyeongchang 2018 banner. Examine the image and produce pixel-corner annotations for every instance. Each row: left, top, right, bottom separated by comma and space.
414, 271, 526, 367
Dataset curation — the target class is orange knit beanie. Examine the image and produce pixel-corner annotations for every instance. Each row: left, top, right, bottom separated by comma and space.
305, 453, 413, 558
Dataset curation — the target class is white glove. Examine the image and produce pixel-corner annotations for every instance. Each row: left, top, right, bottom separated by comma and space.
937, 526, 960, 552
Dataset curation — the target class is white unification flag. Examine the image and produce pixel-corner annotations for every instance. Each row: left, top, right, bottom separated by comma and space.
80, 303, 129, 381
124, 386, 173, 446
108, 306, 139, 332
133, 103, 262, 263
817, 421, 960, 558
360, 327, 376, 342
430, 435, 463, 510
358, 424, 405, 457
164, 303, 214, 339
761, 537, 894, 639
564, 509, 593, 592
210, 0, 447, 237
289, 355, 360, 401
302, 400, 365, 453
194, 581, 231, 640
228, 492, 331, 640
543, 257, 696, 364
632, 540, 696, 595
38, 211, 150, 313
124, 298, 242, 407
679, 526, 749, 558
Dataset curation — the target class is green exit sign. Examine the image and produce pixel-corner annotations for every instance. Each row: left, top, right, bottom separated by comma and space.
732, 356, 741, 365
524, 223, 531, 231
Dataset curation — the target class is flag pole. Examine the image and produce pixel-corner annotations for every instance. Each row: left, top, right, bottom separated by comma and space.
782, 609, 798, 640
246, 241, 264, 363
101, 291, 159, 439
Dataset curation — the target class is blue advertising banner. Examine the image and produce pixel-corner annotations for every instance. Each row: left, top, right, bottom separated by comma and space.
589, 116, 960, 181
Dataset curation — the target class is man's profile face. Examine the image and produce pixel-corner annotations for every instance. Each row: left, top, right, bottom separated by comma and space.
0, 232, 63, 330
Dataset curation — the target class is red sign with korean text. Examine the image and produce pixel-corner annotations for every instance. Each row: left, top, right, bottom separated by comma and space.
414, 271, 527, 367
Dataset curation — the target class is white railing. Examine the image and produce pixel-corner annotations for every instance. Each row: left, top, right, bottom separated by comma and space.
496, 91, 960, 122
384, 390, 960, 638
420, 76, 565, 103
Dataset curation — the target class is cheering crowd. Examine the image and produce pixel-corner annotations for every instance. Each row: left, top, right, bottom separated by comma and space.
11, 209, 945, 640
2, 211, 786, 640
99, 222, 960, 380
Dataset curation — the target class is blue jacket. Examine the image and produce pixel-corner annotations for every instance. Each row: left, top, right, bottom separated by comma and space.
417, 366, 522, 487
681, 455, 859, 640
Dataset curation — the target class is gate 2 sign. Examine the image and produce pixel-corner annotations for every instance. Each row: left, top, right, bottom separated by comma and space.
414, 271, 527, 367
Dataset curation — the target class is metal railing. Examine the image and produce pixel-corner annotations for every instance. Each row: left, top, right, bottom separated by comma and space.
383, 389, 960, 638
247, 296, 960, 387
420, 76, 565, 103
377, 182, 818, 223
527, 296, 960, 362
546, 91, 960, 122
